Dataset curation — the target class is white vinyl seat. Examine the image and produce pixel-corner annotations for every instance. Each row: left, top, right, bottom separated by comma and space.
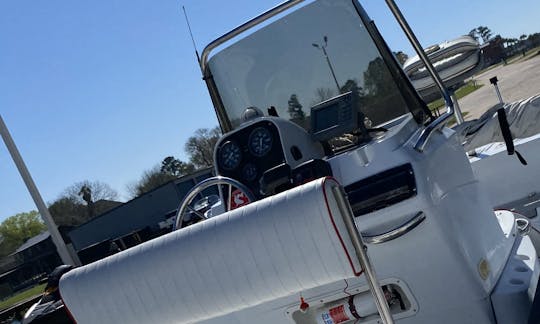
59, 177, 362, 324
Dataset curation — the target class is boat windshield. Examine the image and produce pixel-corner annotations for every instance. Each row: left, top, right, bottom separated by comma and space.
207, 0, 422, 131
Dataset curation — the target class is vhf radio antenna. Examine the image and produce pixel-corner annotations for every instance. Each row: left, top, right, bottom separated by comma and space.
182, 6, 201, 66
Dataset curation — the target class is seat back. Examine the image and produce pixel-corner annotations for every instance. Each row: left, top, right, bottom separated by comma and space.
59, 177, 362, 324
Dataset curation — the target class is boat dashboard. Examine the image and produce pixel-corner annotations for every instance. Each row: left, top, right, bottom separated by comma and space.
214, 117, 330, 198
215, 120, 286, 196
213, 100, 420, 216
214, 91, 374, 198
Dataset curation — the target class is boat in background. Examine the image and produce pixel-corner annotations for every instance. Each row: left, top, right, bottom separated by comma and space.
403, 35, 483, 101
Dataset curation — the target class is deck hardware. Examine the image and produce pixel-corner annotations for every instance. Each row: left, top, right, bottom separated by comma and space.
362, 212, 426, 244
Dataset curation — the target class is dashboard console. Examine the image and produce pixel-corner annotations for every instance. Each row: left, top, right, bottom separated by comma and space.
214, 118, 325, 197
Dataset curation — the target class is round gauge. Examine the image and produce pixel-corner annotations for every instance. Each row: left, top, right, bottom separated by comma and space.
248, 127, 273, 157
242, 163, 258, 182
218, 141, 242, 170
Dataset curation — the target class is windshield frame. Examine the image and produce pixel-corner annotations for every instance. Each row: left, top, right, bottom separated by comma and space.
200, 0, 433, 133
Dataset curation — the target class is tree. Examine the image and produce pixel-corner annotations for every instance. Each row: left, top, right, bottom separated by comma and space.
340, 79, 364, 95
469, 26, 492, 43
504, 38, 519, 48
315, 87, 335, 103
393, 51, 409, 66
161, 156, 195, 177
48, 197, 86, 227
129, 156, 196, 198
48, 180, 119, 225
184, 127, 221, 168
0, 211, 46, 256
128, 165, 177, 197
468, 29, 479, 42
529, 33, 540, 47
363, 57, 395, 96
63, 180, 118, 205
287, 94, 305, 120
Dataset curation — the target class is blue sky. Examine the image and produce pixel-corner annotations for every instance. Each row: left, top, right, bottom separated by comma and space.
1, 0, 539, 222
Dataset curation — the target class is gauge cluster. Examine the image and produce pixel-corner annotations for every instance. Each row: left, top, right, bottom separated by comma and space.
215, 120, 285, 196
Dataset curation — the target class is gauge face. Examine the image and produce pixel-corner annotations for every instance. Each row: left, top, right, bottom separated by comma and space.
242, 163, 258, 182
219, 141, 242, 170
248, 127, 273, 157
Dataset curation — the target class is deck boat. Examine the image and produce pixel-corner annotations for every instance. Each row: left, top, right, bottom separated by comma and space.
59, 0, 540, 323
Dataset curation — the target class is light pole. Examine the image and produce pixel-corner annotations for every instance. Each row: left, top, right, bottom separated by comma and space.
312, 36, 341, 93
0, 114, 76, 266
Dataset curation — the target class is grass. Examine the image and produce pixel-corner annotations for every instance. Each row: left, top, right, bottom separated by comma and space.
505, 46, 540, 64
447, 111, 470, 126
486, 46, 540, 68
0, 284, 44, 311
427, 80, 484, 113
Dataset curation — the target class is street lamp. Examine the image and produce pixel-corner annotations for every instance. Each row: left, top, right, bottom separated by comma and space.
312, 36, 341, 92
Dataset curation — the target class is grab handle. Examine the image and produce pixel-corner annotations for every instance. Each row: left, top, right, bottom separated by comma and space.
362, 212, 426, 244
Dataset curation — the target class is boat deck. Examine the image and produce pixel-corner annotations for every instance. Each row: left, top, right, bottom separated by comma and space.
497, 192, 540, 218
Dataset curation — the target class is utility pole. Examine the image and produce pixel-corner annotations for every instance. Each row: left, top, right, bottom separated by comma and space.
0, 114, 75, 265
312, 36, 341, 93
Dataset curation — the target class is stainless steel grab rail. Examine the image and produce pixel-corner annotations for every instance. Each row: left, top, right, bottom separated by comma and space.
362, 212, 426, 244
384, 0, 455, 152
332, 185, 395, 324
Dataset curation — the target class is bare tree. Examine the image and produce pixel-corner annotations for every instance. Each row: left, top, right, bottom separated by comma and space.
63, 180, 118, 204
184, 127, 221, 168
315, 87, 335, 103
49, 180, 120, 221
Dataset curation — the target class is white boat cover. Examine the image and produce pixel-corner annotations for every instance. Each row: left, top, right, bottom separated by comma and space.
59, 178, 363, 324
456, 94, 540, 151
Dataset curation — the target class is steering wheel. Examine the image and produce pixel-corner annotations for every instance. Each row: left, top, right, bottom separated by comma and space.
173, 176, 256, 230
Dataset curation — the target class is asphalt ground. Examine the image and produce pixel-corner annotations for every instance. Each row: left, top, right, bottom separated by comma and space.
458, 53, 540, 120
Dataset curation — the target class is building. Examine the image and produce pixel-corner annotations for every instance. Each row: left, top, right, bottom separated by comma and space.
0, 232, 62, 299
68, 168, 214, 264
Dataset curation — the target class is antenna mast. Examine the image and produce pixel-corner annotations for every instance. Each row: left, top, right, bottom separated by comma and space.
182, 6, 201, 67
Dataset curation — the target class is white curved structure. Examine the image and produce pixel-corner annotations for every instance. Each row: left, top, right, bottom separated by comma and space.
403, 36, 482, 98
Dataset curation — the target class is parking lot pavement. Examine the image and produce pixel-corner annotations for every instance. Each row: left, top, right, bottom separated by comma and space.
458, 54, 540, 120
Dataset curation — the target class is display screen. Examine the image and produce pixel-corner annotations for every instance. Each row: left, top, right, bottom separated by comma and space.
313, 104, 339, 132
310, 91, 357, 141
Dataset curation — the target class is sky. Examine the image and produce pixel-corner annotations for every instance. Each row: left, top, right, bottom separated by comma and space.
1, 0, 539, 222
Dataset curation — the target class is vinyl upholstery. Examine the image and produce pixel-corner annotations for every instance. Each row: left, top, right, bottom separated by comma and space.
59, 178, 362, 323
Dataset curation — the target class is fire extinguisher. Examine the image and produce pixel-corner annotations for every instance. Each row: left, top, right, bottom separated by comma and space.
315, 293, 379, 324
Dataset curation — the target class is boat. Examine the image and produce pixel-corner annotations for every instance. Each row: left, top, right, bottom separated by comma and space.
58, 0, 540, 323
403, 35, 483, 101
